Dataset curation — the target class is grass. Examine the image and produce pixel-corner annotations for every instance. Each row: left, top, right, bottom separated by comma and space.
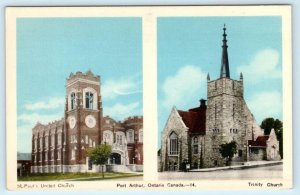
18, 172, 143, 181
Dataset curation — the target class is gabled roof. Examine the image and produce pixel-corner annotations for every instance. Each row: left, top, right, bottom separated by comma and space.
177, 103, 207, 135
248, 135, 269, 148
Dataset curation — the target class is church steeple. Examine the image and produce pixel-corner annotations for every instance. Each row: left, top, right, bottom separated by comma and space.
220, 24, 230, 78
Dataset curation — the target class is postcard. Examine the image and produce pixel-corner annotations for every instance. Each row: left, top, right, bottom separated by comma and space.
6, 5, 292, 190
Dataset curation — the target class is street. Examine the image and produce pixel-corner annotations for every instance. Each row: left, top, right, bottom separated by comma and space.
158, 165, 282, 180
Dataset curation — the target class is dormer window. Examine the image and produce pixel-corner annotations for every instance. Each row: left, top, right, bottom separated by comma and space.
85, 92, 94, 109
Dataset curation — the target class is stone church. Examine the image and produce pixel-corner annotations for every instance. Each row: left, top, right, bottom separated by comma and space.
31, 71, 143, 173
160, 26, 281, 171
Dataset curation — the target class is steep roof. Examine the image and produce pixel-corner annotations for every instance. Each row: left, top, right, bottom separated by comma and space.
177, 102, 207, 135
248, 135, 269, 148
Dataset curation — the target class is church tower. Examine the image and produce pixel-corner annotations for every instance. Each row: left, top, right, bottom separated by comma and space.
63, 70, 103, 172
204, 25, 248, 167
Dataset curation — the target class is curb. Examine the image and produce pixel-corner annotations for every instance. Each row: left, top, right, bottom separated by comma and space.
189, 161, 283, 172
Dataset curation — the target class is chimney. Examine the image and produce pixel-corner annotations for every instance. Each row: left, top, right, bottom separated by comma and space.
200, 99, 206, 106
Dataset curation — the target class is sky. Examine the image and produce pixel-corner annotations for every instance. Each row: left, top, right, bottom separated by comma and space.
157, 16, 283, 148
17, 18, 143, 153
16, 16, 283, 153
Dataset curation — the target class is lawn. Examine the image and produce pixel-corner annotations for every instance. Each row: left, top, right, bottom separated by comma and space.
18, 172, 143, 181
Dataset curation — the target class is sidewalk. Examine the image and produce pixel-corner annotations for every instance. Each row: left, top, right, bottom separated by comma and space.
64, 173, 143, 181
189, 160, 283, 172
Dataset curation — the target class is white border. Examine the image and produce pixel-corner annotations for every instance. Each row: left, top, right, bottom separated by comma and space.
6, 5, 292, 190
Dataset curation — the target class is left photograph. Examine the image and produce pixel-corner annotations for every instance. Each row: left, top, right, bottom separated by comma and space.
16, 18, 143, 181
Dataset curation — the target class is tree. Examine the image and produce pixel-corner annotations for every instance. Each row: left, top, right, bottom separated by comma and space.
260, 117, 282, 135
260, 117, 283, 158
219, 141, 237, 166
87, 144, 112, 178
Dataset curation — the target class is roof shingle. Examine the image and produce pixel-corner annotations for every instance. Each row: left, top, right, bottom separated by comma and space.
178, 103, 207, 135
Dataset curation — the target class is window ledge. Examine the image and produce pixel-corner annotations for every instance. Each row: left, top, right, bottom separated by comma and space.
168, 154, 179, 156
83, 108, 99, 112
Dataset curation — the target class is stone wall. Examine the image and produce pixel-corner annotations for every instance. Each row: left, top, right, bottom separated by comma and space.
204, 77, 264, 167
190, 135, 205, 169
266, 129, 281, 160
205, 77, 247, 167
160, 107, 189, 171
249, 148, 266, 161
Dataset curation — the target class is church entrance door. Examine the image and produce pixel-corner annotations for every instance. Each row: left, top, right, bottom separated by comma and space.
271, 147, 275, 159
110, 153, 121, 165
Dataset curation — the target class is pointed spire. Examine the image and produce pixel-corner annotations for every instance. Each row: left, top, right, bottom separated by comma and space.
207, 73, 210, 81
220, 24, 230, 78
240, 72, 243, 80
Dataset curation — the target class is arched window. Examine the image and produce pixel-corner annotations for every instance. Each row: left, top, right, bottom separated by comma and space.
57, 134, 62, 146
34, 139, 37, 150
57, 151, 61, 160
169, 132, 178, 155
45, 136, 48, 148
103, 131, 113, 144
115, 132, 125, 145
71, 92, 76, 110
39, 137, 43, 149
117, 135, 123, 145
193, 137, 198, 144
71, 149, 75, 160
83, 87, 97, 110
126, 129, 134, 143
51, 134, 55, 147
89, 138, 92, 147
85, 92, 94, 109
68, 89, 76, 111
139, 129, 143, 143
85, 135, 88, 144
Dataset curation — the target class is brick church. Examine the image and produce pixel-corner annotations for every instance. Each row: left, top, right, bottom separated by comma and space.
31, 71, 143, 173
160, 25, 281, 171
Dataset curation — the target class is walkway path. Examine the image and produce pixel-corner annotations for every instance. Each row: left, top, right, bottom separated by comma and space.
190, 160, 282, 172
159, 164, 282, 180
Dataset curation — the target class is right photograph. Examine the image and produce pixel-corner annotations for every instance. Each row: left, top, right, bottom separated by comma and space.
157, 17, 283, 180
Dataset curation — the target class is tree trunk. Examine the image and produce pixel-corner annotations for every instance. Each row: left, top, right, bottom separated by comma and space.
227, 157, 232, 166
102, 165, 104, 178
